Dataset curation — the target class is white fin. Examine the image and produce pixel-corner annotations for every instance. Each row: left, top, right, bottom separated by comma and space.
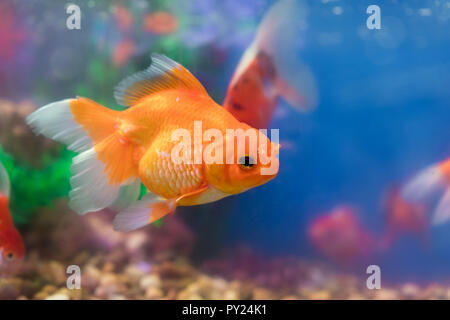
26, 99, 92, 152
433, 188, 450, 225
113, 194, 175, 232
0, 161, 10, 198
109, 179, 142, 212
402, 164, 446, 203
114, 53, 208, 107
255, 0, 317, 111
69, 148, 122, 214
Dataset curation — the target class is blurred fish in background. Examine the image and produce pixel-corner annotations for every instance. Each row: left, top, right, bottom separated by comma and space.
308, 205, 375, 266
402, 158, 450, 226
223, 0, 318, 128
380, 186, 429, 250
0, 161, 25, 276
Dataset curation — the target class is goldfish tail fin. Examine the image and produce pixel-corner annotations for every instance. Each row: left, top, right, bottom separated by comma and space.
0, 160, 10, 198
113, 194, 176, 232
27, 99, 92, 152
402, 164, 447, 203
432, 188, 450, 225
402, 162, 450, 225
255, 0, 318, 111
27, 97, 141, 215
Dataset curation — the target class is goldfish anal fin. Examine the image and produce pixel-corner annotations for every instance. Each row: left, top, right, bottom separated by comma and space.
113, 194, 175, 232
114, 53, 208, 107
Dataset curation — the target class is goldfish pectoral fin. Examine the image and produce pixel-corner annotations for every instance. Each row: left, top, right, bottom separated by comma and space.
175, 185, 210, 206
114, 53, 208, 107
432, 189, 450, 225
402, 164, 446, 203
274, 75, 312, 110
109, 179, 142, 212
113, 194, 176, 232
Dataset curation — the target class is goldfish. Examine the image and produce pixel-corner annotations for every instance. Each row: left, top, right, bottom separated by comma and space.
27, 54, 279, 232
308, 205, 374, 266
143, 11, 179, 35
402, 158, 450, 225
0, 160, 25, 274
380, 187, 429, 250
223, 0, 317, 129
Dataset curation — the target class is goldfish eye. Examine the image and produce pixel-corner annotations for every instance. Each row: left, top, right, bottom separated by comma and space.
239, 155, 255, 169
5, 252, 14, 260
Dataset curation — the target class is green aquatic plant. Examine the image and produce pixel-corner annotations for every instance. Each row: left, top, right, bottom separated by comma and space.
0, 146, 73, 225
0, 145, 165, 227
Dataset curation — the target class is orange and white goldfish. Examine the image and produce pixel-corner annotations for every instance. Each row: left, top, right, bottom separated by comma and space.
27, 54, 279, 232
0, 161, 25, 274
402, 158, 450, 225
223, 0, 317, 129
380, 187, 429, 250
308, 205, 375, 266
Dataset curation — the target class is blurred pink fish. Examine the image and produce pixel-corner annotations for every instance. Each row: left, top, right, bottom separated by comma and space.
380, 187, 429, 250
308, 205, 375, 266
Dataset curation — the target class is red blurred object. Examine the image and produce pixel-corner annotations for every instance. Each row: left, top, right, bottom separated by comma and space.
380, 187, 429, 250
112, 39, 136, 67
114, 4, 133, 33
308, 205, 375, 266
0, 2, 27, 61
143, 11, 179, 35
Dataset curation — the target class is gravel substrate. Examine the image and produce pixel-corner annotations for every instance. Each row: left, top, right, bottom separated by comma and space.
1, 204, 450, 300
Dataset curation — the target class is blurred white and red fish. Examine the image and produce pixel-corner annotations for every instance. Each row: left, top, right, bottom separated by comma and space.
0, 161, 25, 275
402, 158, 450, 225
223, 0, 318, 129
143, 11, 179, 35
380, 187, 429, 250
308, 205, 375, 266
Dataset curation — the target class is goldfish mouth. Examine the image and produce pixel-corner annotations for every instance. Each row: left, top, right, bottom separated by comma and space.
0, 249, 22, 276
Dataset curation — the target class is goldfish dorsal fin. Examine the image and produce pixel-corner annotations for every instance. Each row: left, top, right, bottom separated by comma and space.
114, 53, 208, 107
0, 161, 10, 198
